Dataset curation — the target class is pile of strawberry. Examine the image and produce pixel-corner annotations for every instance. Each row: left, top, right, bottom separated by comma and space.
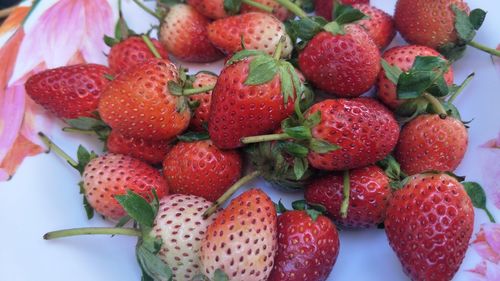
27, 0, 499, 280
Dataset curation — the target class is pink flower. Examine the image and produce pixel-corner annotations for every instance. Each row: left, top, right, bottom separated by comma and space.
468, 224, 500, 280
479, 131, 500, 209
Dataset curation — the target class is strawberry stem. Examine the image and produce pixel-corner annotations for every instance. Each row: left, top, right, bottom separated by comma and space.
183, 85, 215, 95
422, 92, 447, 117
448, 72, 474, 103
203, 170, 261, 218
62, 127, 96, 135
38, 132, 78, 167
141, 35, 162, 59
340, 170, 350, 219
132, 0, 162, 20
43, 227, 142, 240
273, 0, 308, 18
467, 41, 500, 57
484, 208, 496, 223
273, 36, 286, 60
241, 133, 292, 144
242, 0, 273, 13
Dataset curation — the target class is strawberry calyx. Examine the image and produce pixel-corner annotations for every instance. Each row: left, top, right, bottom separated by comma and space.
291, 200, 327, 221
104, 0, 136, 47
168, 69, 216, 98
439, 5, 500, 60
376, 155, 408, 190
177, 131, 210, 142
64, 114, 111, 144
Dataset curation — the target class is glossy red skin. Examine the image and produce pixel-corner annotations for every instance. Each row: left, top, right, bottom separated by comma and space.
160, 4, 223, 62
385, 173, 474, 281
106, 130, 172, 165
25, 64, 110, 119
395, 114, 468, 176
188, 72, 218, 131
315, 0, 369, 21
377, 45, 454, 109
353, 4, 395, 50
99, 58, 191, 141
108, 37, 169, 75
268, 210, 340, 281
306, 98, 400, 171
395, 0, 470, 49
298, 26, 380, 97
162, 140, 242, 202
305, 165, 391, 228
82, 153, 169, 220
208, 58, 295, 149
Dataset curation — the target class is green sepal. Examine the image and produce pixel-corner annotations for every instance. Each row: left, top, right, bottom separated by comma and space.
395, 97, 430, 123
188, 100, 201, 111
293, 157, 308, 179
115, 190, 156, 230
70, 145, 98, 175
136, 240, 173, 281
452, 4, 476, 42
463, 181, 496, 223
441, 101, 462, 121
284, 126, 312, 140
279, 142, 309, 158
469, 9, 487, 30
292, 0, 315, 13
104, 35, 120, 47
381, 59, 403, 84
214, 269, 229, 281
223, 0, 242, 15
376, 154, 404, 182
115, 215, 132, 228
323, 21, 344, 35
438, 43, 467, 62
226, 49, 267, 65
292, 199, 307, 210
177, 131, 210, 142
309, 138, 340, 153
288, 17, 327, 41
333, 2, 367, 25
305, 209, 321, 221
275, 200, 288, 214
64, 116, 111, 143
191, 274, 210, 281
79, 181, 95, 219
168, 80, 184, 96
245, 55, 278, 85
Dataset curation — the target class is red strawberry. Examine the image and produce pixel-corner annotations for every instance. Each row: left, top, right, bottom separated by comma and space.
240, 0, 292, 21
208, 56, 296, 149
159, 4, 223, 62
98, 58, 191, 141
268, 210, 340, 281
151, 194, 220, 280
162, 140, 243, 202
352, 4, 395, 50
107, 130, 173, 165
188, 72, 218, 131
395, 114, 468, 175
305, 98, 400, 171
82, 153, 168, 220
298, 25, 380, 97
200, 189, 278, 280
315, 0, 369, 21
186, 0, 230, 19
305, 165, 391, 228
25, 64, 110, 119
207, 12, 293, 57
108, 36, 169, 75
378, 45, 454, 109
385, 173, 474, 281
394, 0, 469, 50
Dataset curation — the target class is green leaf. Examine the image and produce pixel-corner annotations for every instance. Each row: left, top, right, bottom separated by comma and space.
305, 209, 321, 221
115, 190, 156, 229
227, 49, 267, 65
245, 55, 278, 85
293, 157, 308, 179
323, 21, 343, 35
284, 126, 312, 140
381, 59, 403, 84
333, 2, 367, 25
463, 182, 496, 223
223, 0, 242, 15
469, 9, 487, 30
136, 244, 173, 281
280, 142, 309, 158
289, 17, 327, 41
292, 199, 307, 210
396, 56, 449, 99
103, 35, 120, 47
452, 4, 475, 42
275, 200, 288, 213
213, 269, 229, 281
309, 138, 340, 153
177, 131, 210, 142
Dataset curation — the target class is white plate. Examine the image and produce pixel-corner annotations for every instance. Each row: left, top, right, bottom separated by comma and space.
1, 0, 499, 280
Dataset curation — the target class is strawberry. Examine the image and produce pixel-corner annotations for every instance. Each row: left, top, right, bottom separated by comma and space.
98, 58, 191, 141
188, 0, 290, 21
305, 165, 391, 228
162, 139, 243, 202
240, 0, 292, 21
159, 4, 223, 62
107, 36, 169, 75
395, 114, 468, 175
385, 173, 474, 281
107, 130, 173, 165
268, 209, 340, 281
352, 4, 395, 50
315, 0, 369, 21
305, 98, 400, 171
151, 194, 220, 280
187, 0, 230, 19
394, 0, 500, 60
187, 71, 218, 131
38, 132, 168, 220
25, 64, 110, 119
200, 189, 278, 280
208, 45, 300, 149
378, 45, 454, 110
207, 12, 293, 57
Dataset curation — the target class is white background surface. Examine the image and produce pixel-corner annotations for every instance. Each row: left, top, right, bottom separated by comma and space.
1, 0, 499, 280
